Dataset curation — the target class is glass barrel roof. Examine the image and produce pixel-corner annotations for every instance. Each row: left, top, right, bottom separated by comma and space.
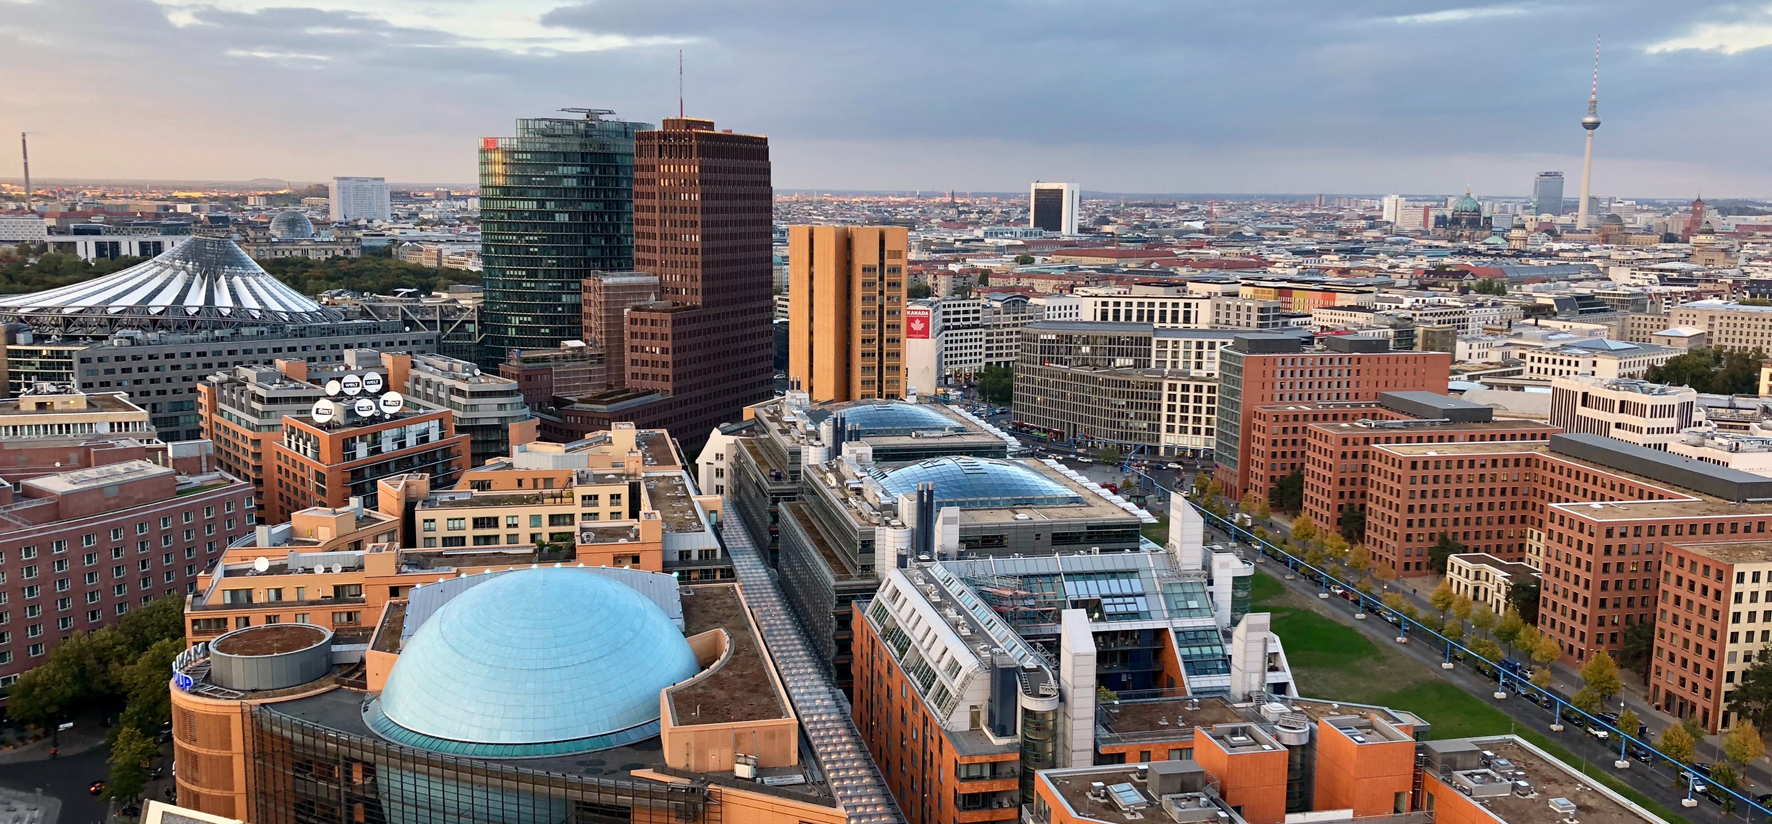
375, 567, 700, 754
834, 402, 965, 436
878, 457, 1082, 509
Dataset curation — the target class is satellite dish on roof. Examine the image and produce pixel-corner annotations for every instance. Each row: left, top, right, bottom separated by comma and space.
311, 399, 336, 424
323, 379, 342, 396
253, 556, 269, 573
353, 397, 377, 417
331, 563, 342, 574
379, 392, 404, 415
341, 374, 364, 396
363, 372, 385, 394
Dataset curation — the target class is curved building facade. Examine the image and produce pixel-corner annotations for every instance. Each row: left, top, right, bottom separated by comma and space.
478, 113, 649, 366
171, 570, 840, 824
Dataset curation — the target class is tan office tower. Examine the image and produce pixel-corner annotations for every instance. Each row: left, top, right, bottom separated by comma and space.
581, 272, 659, 389
788, 226, 909, 402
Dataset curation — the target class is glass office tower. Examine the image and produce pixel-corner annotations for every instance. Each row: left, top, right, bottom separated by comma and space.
478, 112, 649, 368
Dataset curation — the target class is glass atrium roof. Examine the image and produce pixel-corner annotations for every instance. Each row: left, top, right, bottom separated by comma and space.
878, 456, 1082, 509
831, 402, 965, 436
374, 567, 699, 755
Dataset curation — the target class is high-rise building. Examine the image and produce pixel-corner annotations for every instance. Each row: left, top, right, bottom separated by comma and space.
1029, 182, 1080, 235
328, 176, 390, 223
620, 117, 775, 443
786, 225, 910, 402
478, 111, 649, 367
1380, 194, 1403, 223
1532, 172, 1564, 216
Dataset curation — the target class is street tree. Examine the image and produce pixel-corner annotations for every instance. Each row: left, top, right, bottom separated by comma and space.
1570, 687, 1602, 714
1452, 592, 1475, 622
1724, 720, 1765, 766
1470, 638, 1503, 664
1430, 582, 1456, 618
1442, 619, 1465, 643
1619, 620, 1655, 681
1472, 606, 1497, 637
1659, 724, 1697, 766
1494, 608, 1524, 650
1292, 515, 1318, 547
106, 725, 158, 803
1530, 669, 1555, 689
1617, 709, 1640, 740
1579, 651, 1623, 707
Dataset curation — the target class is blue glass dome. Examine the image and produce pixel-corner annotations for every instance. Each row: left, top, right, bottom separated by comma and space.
371, 567, 699, 756
832, 402, 964, 436
879, 457, 1082, 508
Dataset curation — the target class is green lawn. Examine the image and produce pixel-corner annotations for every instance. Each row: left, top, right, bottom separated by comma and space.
1141, 516, 1168, 545
1251, 570, 1689, 824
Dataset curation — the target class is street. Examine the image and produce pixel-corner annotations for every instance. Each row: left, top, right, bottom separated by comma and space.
0, 745, 109, 824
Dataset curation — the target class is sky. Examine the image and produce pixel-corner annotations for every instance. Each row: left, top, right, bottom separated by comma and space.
2, 0, 1770, 197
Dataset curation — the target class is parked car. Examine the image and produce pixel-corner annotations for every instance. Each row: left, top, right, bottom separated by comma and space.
1585, 724, 1610, 741
1329, 585, 1345, 596
1629, 744, 1654, 763
1165, 463, 1183, 470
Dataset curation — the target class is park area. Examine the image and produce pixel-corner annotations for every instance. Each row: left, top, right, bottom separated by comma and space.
1252, 571, 1690, 823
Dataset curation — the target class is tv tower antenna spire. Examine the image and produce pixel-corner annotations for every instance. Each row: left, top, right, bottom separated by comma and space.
19, 133, 32, 215
1576, 36, 1602, 230
678, 49, 684, 119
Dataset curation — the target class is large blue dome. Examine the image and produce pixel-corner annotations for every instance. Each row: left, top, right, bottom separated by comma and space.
879, 457, 1082, 509
372, 567, 699, 756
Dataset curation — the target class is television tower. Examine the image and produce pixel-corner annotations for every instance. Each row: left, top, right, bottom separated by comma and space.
19, 133, 31, 215
1576, 37, 1601, 230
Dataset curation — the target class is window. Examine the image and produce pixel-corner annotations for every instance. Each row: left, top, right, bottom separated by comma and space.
332, 611, 361, 625
422, 519, 436, 532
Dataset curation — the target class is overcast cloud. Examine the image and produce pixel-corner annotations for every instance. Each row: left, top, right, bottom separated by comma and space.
1, 0, 1768, 196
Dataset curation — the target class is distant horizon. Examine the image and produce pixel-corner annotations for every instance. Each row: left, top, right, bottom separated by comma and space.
1, 178, 1760, 205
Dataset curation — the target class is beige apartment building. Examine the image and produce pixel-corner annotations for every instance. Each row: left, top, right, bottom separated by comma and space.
786, 225, 909, 401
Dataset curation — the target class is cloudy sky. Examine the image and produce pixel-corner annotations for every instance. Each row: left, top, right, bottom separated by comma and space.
2, 0, 1769, 196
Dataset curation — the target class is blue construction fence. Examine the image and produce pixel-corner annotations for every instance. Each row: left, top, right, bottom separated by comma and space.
1181, 496, 1770, 817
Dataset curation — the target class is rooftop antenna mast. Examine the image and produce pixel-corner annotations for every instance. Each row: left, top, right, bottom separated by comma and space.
19, 133, 31, 215
678, 49, 684, 119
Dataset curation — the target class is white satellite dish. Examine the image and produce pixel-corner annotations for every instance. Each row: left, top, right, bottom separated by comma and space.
341, 374, 364, 396
323, 379, 342, 396
379, 391, 404, 415
253, 556, 270, 573
311, 399, 336, 424
331, 563, 342, 574
363, 372, 385, 394
353, 397, 377, 417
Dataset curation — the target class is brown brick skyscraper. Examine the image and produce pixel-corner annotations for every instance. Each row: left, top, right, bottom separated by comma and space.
624, 117, 774, 449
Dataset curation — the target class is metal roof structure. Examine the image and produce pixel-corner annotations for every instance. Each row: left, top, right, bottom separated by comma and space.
0, 236, 343, 333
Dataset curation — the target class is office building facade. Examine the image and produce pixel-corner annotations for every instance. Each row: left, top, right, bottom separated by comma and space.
1214, 335, 1450, 501
787, 226, 910, 402
1532, 171, 1565, 217
1030, 182, 1080, 235
328, 177, 391, 223
478, 112, 649, 365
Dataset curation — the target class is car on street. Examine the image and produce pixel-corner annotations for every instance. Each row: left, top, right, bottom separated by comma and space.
89, 781, 106, 796
1629, 744, 1654, 763
1585, 724, 1609, 740
1165, 463, 1183, 470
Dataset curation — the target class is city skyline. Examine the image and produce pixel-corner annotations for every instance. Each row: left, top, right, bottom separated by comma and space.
2, 0, 1771, 196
